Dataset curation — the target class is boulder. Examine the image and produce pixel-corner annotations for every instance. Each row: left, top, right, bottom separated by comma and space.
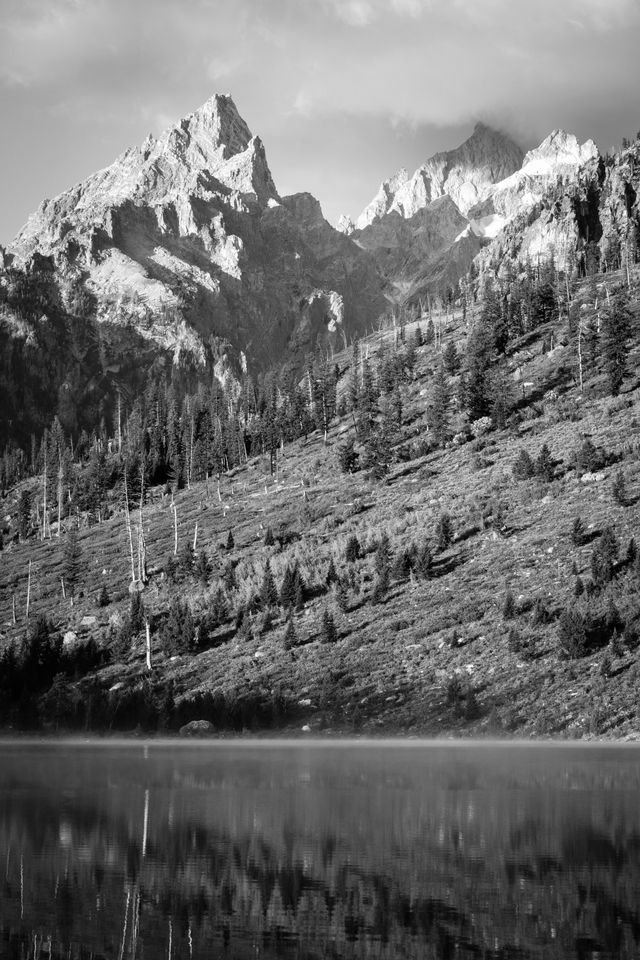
179, 720, 215, 738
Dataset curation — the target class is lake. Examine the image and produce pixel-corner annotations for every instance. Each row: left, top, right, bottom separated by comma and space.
0, 741, 639, 959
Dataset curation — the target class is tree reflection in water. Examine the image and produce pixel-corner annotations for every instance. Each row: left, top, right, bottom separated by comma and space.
0, 743, 639, 959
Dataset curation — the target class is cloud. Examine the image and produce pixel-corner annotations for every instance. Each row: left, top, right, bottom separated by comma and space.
0, 0, 639, 237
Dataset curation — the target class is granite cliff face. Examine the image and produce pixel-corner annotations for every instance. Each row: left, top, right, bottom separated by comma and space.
6, 95, 387, 370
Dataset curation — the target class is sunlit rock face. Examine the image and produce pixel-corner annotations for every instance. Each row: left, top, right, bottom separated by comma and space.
8, 94, 387, 370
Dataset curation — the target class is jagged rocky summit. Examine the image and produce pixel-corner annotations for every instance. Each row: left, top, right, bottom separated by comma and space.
6, 94, 387, 370
339, 123, 601, 298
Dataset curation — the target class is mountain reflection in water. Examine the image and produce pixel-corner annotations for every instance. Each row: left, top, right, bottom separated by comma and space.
0, 741, 639, 959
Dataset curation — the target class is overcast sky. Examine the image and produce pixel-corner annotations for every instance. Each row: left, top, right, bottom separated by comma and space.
1, 0, 639, 241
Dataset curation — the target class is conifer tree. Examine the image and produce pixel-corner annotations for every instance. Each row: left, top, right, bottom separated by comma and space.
260, 560, 279, 609
335, 579, 348, 613
601, 291, 633, 395
321, 608, 338, 643
63, 526, 82, 598
436, 513, 453, 551
443, 340, 461, 376
226, 529, 235, 551
325, 556, 338, 586
502, 588, 516, 620
264, 526, 275, 546
612, 469, 627, 506
195, 549, 210, 584
130, 592, 145, 634
337, 437, 359, 474
571, 516, 585, 546
283, 617, 297, 650
429, 362, 451, 446
98, 584, 110, 607
535, 444, 554, 483
345, 534, 361, 563
416, 542, 432, 579
223, 560, 237, 592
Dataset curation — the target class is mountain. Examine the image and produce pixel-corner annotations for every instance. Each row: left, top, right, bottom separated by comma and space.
342, 124, 602, 301
5, 94, 387, 371
350, 122, 524, 231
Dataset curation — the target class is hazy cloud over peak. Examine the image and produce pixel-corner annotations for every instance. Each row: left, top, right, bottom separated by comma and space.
0, 0, 638, 238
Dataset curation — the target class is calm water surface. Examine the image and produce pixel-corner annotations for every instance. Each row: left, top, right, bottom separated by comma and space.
0, 741, 639, 959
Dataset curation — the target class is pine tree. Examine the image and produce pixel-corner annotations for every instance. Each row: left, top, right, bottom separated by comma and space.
211, 585, 229, 625
223, 560, 237, 592
502, 588, 516, 620
345, 534, 361, 563
18, 489, 32, 541
557, 607, 587, 659
601, 291, 633, 395
283, 617, 297, 650
375, 532, 392, 575
279, 565, 296, 609
264, 525, 275, 546
429, 362, 450, 446
571, 516, 585, 546
337, 437, 359, 474
392, 549, 412, 582
179, 541, 194, 576
63, 526, 82, 597
335, 579, 348, 613
195, 549, 210, 583
535, 444, 554, 482
442, 340, 461, 376
416, 542, 432, 579
98, 584, 110, 607
326, 556, 338, 586
612, 469, 627, 506
436, 513, 453, 551
130, 592, 145, 634
513, 449, 535, 480
260, 560, 279, 609
226, 529, 235, 551
321, 608, 338, 644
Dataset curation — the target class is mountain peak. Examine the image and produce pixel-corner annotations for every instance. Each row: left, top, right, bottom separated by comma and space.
522, 129, 598, 174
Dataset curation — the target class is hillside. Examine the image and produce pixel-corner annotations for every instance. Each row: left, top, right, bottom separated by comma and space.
1, 262, 639, 738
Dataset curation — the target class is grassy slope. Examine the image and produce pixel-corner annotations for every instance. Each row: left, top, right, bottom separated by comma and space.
1, 270, 640, 738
